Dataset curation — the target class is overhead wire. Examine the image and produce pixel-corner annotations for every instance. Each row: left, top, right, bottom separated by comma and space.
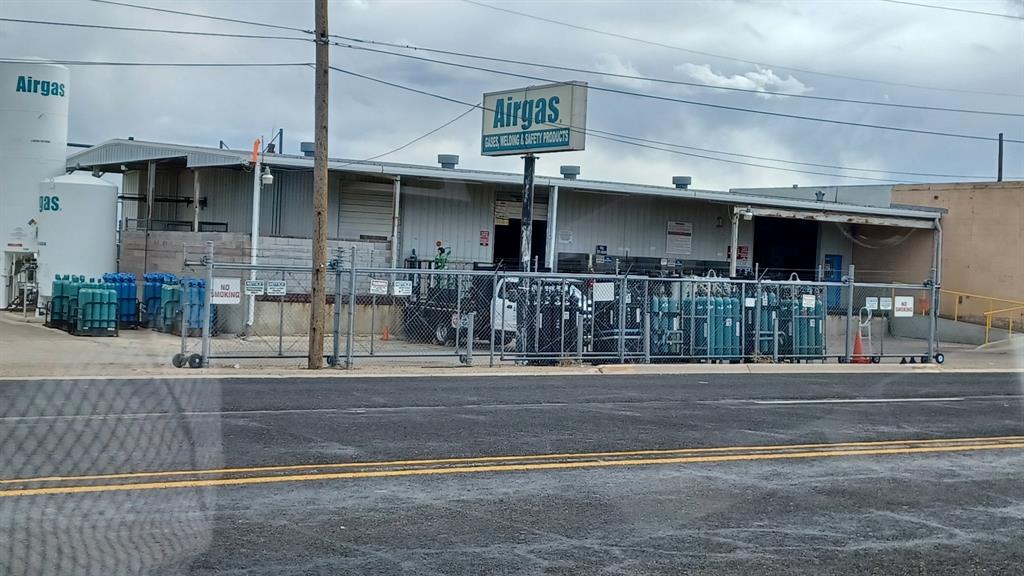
0, 57, 311, 68
334, 104, 480, 168
0, 17, 312, 41
7, 13, 1020, 134
458, 0, 1024, 99
2, 54, 1007, 178
70, 0, 1024, 108
327, 34, 1024, 118
329, 40, 1023, 143
85, 0, 314, 33
6, 10, 1017, 180
878, 0, 1024, 20
327, 65, 915, 183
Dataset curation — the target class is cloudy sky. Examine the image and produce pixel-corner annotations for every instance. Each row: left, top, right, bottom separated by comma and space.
2, 0, 1022, 189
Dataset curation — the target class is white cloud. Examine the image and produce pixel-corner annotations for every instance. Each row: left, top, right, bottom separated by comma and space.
675, 63, 811, 99
592, 54, 650, 90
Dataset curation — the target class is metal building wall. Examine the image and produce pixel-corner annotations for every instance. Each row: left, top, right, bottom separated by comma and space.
400, 180, 495, 265
267, 171, 394, 241
555, 190, 752, 263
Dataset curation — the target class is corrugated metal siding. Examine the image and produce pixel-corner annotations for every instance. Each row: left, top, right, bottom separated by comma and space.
555, 190, 751, 262
400, 182, 494, 264
196, 168, 252, 232
68, 141, 242, 169
272, 170, 313, 237
338, 181, 393, 240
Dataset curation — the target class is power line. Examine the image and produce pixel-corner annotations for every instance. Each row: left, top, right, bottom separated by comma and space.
0, 17, 312, 42
81, 0, 1024, 114
85, 0, 314, 33
459, 0, 1024, 99
327, 65, 920, 183
878, 0, 1024, 20
331, 40, 1023, 143
0, 57, 311, 68
329, 33, 1023, 118
335, 104, 479, 168
1, 55, 1005, 179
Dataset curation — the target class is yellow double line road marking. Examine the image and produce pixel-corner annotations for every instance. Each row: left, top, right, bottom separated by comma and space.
2, 435, 1022, 498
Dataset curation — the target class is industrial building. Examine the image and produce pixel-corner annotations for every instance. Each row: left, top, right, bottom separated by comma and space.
63, 138, 945, 291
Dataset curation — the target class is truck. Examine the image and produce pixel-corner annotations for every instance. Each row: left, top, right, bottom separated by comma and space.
401, 274, 591, 351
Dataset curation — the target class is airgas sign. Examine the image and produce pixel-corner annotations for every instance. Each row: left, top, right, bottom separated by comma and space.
481, 81, 587, 156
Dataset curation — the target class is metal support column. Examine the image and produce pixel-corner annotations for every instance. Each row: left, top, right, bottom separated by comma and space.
489, 273, 498, 367
517, 154, 536, 357
729, 212, 740, 278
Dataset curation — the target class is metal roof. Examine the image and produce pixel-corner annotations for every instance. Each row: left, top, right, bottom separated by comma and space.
67, 139, 942, 223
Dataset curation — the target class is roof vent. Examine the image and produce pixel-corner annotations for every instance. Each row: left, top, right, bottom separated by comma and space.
438, 154, 459, 169
560, 165, 580, 180
300, 141, 315, 157
672, 176, 692, 189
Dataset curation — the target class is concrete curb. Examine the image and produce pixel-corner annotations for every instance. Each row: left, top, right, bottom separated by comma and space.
1, 364, 1021, 381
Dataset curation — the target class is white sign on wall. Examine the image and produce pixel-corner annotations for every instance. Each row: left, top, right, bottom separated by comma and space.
666, 221, 693, 255
481, 82, 588, 156
211, 277, 241, 304
894, 296, 915, 317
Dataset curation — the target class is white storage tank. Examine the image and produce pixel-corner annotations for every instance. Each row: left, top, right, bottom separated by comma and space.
0, 60, 69, 305
37, 173, 117, 298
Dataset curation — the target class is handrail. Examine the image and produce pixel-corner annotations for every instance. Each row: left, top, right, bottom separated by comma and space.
940, 288, 1024, 323
983, 304, 1024, 344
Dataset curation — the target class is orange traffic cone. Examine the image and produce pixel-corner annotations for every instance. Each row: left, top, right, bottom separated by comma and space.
852, 332, 871, 364
381, 325, 390, 341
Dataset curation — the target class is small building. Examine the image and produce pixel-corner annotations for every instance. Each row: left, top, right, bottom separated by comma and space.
66, 139, 944, 285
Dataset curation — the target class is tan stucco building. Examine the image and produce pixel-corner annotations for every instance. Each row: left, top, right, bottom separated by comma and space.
855, 181, 1023, 328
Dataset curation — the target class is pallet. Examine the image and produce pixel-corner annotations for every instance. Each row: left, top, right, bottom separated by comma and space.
70, 326, 119, 337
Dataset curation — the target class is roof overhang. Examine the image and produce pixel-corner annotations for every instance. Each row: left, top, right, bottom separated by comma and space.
66, 139, 941, 226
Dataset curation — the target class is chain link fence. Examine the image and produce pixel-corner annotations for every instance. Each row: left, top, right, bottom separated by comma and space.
175, 243, 943, 368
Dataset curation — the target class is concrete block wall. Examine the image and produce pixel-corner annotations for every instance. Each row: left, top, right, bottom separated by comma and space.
258, 236, 391, 270
119, 230, 250, 279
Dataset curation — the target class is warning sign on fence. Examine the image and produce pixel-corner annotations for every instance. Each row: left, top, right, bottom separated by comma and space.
369, 279, 389, 295
211, 277, 241, 304
266, 280, 287, 296
393, 280, 413, 296
244, 279, 266, 296
894, 296, 914, 317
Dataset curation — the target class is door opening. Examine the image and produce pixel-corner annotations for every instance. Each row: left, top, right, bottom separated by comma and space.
492, 219, 547, 270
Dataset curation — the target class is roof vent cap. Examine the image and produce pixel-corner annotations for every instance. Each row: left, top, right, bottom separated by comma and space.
438, 154, 459, 169
560, 165, 580, 179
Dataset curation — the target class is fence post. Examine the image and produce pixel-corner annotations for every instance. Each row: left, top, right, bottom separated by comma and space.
643, 279, 650, 364
927, 266, 938, 363
345, 247, 356, 369
179, 275, 189, 357
488, 273, 497, 367
278, 269, 285, 357
618, 276, 627, 363
740, 282, 747, 361
465, 312, 475, 366
455, 273, 463, 354
201, 240, 213, 367
845, 264, 855, 363
576, 311, 584, 364
332, 254, 342, 366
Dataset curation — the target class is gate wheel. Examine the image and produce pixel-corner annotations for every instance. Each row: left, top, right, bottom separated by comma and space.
188, 353, 204, 369
172, 353, 187, 368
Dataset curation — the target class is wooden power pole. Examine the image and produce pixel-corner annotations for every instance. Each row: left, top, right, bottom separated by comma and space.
308, 0, 329, 368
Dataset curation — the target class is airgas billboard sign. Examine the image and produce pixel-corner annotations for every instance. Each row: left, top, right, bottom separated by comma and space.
481, 81, 587, 156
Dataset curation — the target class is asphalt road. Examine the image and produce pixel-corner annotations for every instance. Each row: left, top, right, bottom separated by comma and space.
1, 372, 1022, 575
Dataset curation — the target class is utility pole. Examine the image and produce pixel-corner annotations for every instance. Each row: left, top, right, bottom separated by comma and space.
997, 132, 1003, 182
308, 0, 329, 369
